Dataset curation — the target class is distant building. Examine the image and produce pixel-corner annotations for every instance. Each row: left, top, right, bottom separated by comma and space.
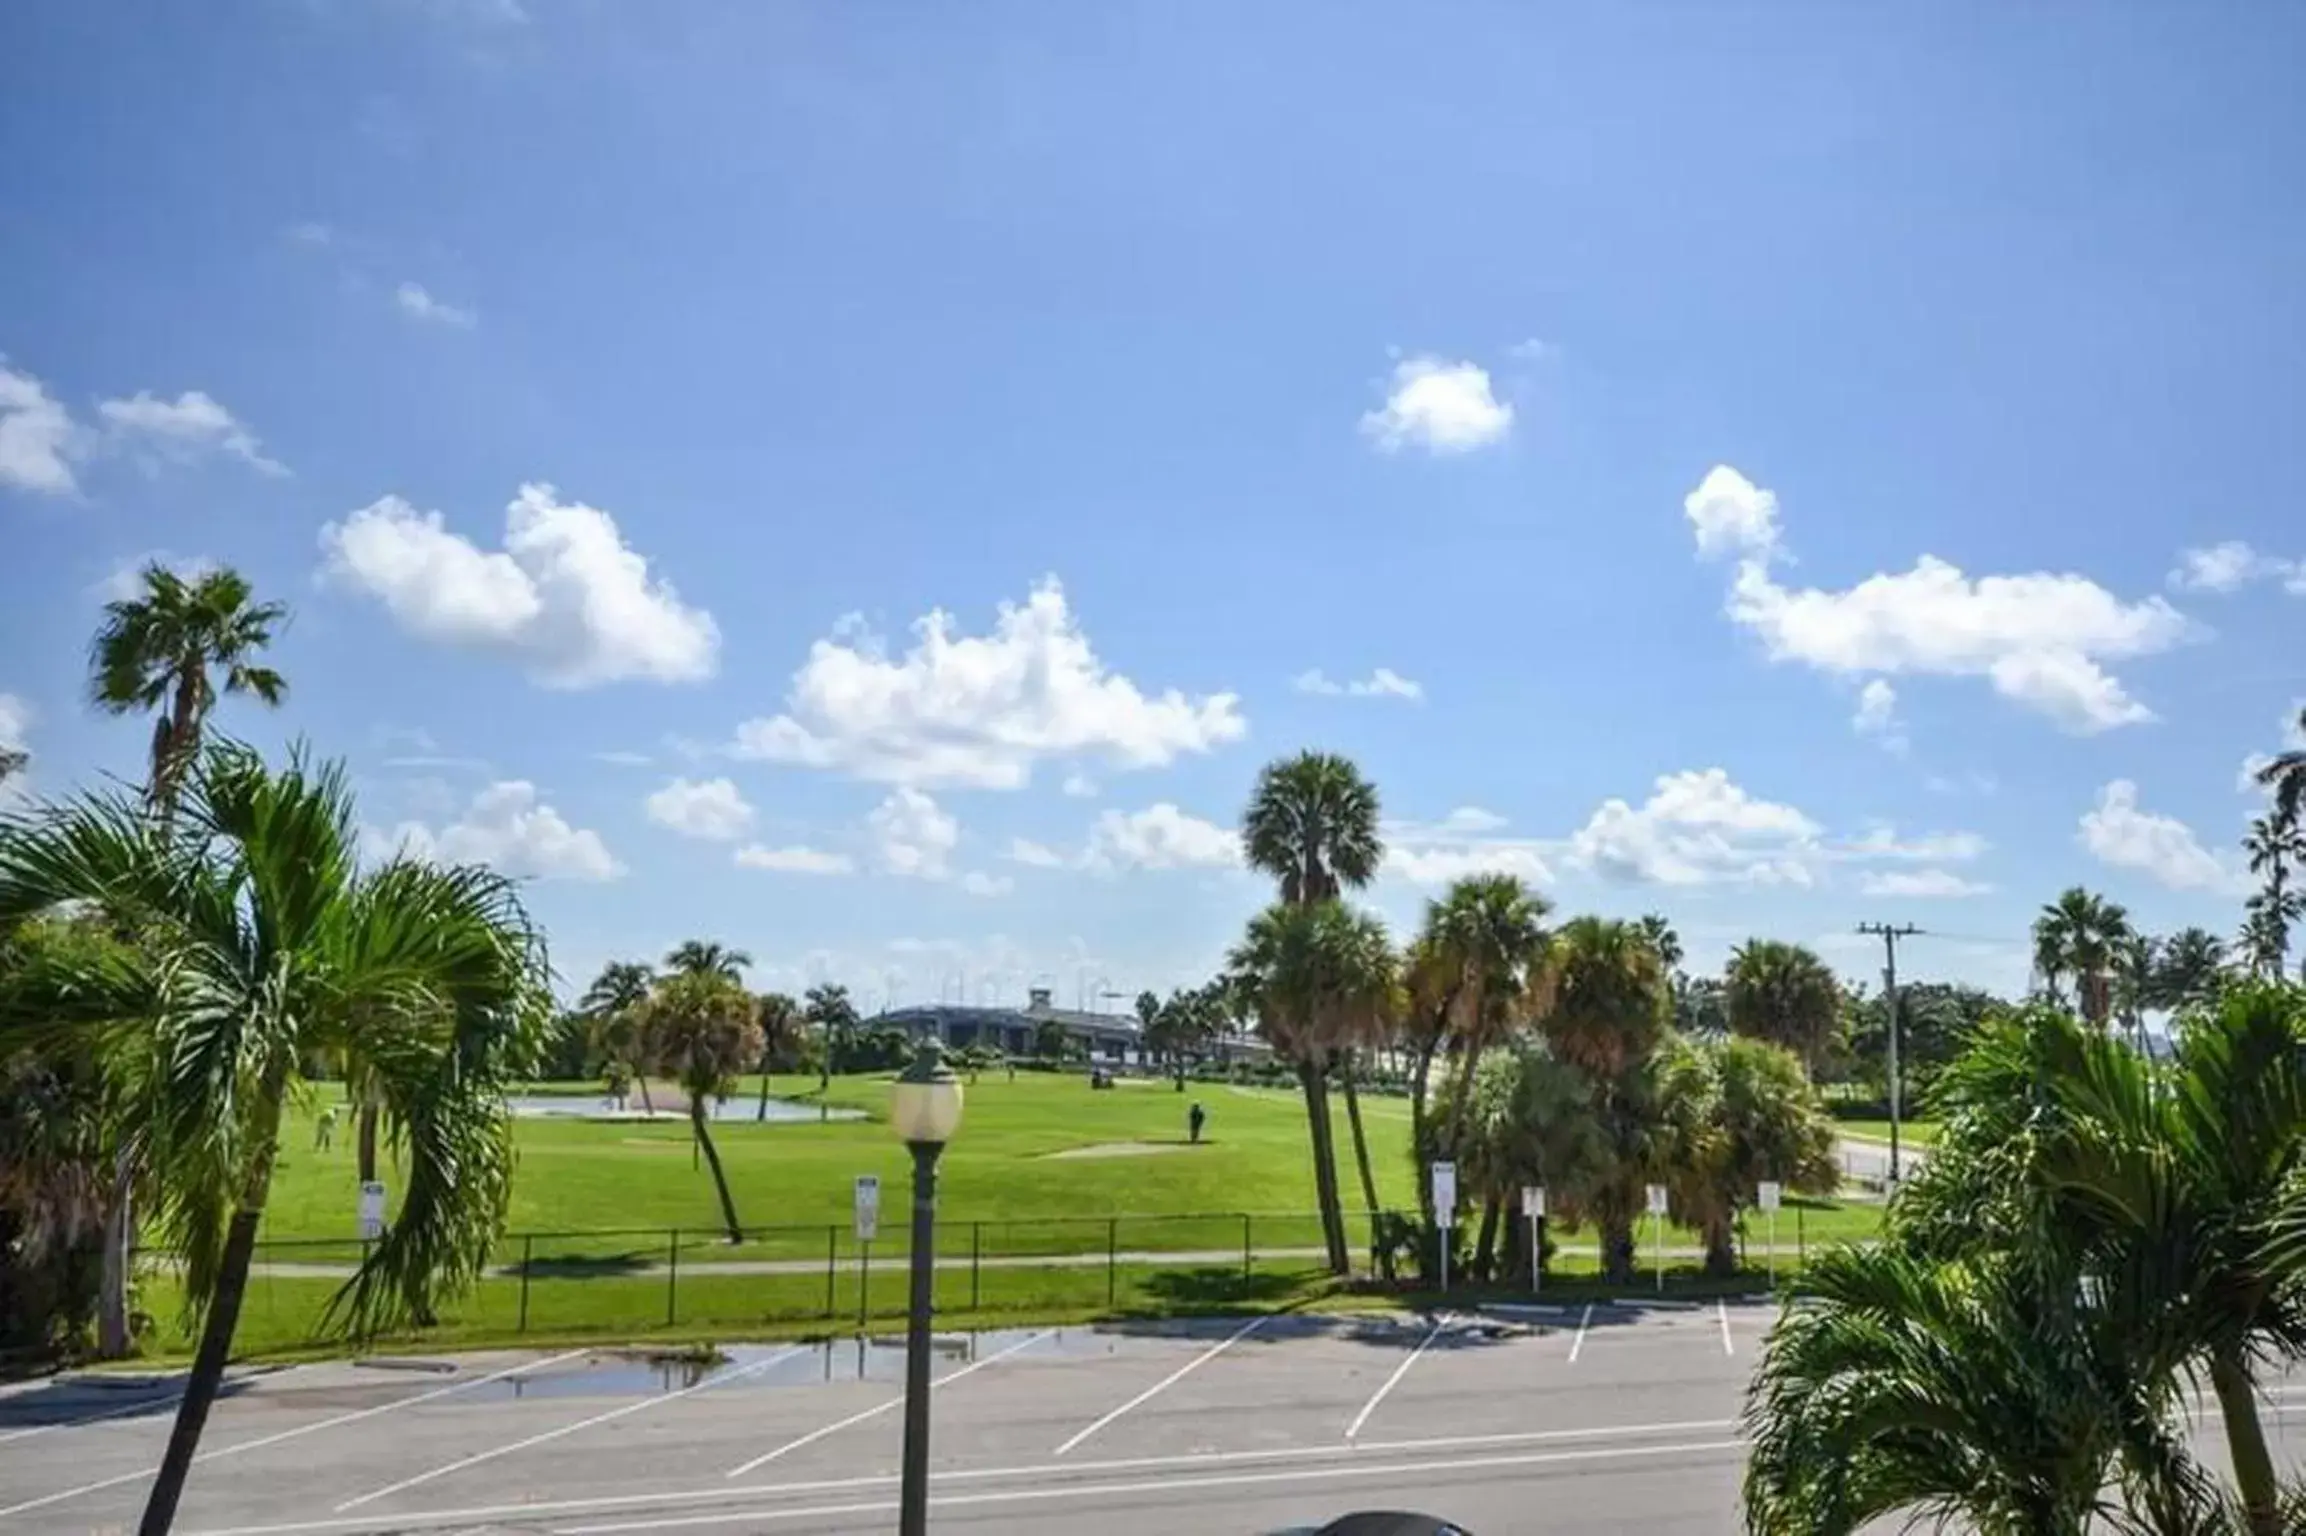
876, 986, 1268, 1064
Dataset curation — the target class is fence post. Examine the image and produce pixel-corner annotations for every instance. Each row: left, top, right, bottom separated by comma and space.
1242, 1213, 1252, 1283
666, 1228, 680, 1327
824, 1225, 837, 1320
971, 1222, 982, 1312
1797, 1206, 1806, 1266
1107, 1217, 1119, 1306
517, 1234, 533, 1334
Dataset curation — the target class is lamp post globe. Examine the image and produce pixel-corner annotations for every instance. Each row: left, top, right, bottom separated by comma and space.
893, 1040, 962, 1536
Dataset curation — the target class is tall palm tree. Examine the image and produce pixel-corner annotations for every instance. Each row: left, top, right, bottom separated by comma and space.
85, 563, 288, 1359
1325, 907, 1403, 1239
2154, 926, 2226, 1014
2110, 931, 2162, 1058
752, 991, 802, 1120
804, 981, 859, 1117
0, 744, 547, 1535
2252, 704, 2306, 828
664, 939, 752, 980
1635, 913, 1683, 973
1452, 1041, 1608, 1286
89, 564, 288, 815
581, 960, 659, 1113
1540, 916, 1670, 1282
1227, 900, 1394, 1274
2032, 886, 2133, 1024
1426, 874, 1555, 1164
1240, 751, 1383, 906
1723, 939, 1841, 1076
2241, 814, 2301, 979
643, 970, 763, 1242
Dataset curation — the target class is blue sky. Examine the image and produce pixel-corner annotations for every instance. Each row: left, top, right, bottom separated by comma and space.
4, 1, 2302, 1008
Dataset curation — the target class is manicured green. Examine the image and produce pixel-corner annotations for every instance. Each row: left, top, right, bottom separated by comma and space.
1836, 1118, 1941, 1147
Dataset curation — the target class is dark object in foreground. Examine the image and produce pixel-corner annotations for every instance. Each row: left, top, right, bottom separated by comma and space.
1270, 1515, 1472, 1536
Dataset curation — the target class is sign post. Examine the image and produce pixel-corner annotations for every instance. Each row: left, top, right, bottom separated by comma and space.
1431, 1161, 1457, 1293
1646, 1184, 1668, 1294
1757, 1181, 1783, 1285
854, 1175, 880, 1328
1520, 1186, 1545, 1296
357, 1180, 386, 1241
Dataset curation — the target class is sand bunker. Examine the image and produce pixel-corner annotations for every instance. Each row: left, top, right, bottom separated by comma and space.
1040, 1141, 1192, 1160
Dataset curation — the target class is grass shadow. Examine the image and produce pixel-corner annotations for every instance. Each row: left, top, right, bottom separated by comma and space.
521, 1252, 653, 1278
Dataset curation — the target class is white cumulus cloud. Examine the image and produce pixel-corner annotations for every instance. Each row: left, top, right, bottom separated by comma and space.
395, 282, 477, 328
2168, 540, 2302, 595
320, 483, 719, 688
1385, 842, 1552, 887
1359, 357, 1512, 454
1007, 837, 1066, 869
1082, 804, 1241, 872
643, 777, 754, 841
960, 871, 1013, 898
1689, 465, 2190, 733
98, 391, 287, 476
869, 787, 959, 880
1294, 667, 1424, 701
730, 578, 1244, 788
1859, 868, 1992, 898
0, 361, 83, 494
367, 780, 621, 881
734, 843, 854, 875
2079, 780, 2245, 893
1851, 679, 1906, 751
1568, 768, 1822, 886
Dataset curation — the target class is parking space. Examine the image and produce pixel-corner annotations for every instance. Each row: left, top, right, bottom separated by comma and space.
1, 1301, 2292, 1535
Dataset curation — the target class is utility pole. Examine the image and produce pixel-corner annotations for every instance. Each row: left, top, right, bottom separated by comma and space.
1857, 922, 1921, 1185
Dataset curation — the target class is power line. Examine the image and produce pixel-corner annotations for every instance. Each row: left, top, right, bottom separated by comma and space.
1856, 922, 1921, 1184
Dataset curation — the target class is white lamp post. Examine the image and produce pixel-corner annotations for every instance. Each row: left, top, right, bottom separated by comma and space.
891, 1041, 963, 1536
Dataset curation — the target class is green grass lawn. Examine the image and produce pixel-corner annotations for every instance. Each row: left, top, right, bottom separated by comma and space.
1836, 1117, 1942, 1147
131, 1072, 1883, 1361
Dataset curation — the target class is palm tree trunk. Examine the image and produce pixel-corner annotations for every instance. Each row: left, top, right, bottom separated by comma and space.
139, 1063, 282, 1536
1296, 1061, 1349, 1275
755, 1068, 771, 1122
1338, 1057, 1383, 1269
635, 1073, 655, 1115
1472, 1195, 1501, 1280
2211, 1349, 2282, 1536
692, 1103, 743, 1243
355, 1085, 379, 1186
1601, 1206, 1636, 1286
1408, 1040, 1438, 1228
97, 1149, 134, 1358
1702, 1215, 1736, 1278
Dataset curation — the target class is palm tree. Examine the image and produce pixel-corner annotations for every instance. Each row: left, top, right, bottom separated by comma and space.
752, 991, 802, 1120
89, 564, 288, 815
1426, 874, 1555, 1165
2154, 926, 2226, 1014
643, 971, 763, 1243
1540, 917, 1670, 1282
664, 939, 751, 980
1451, 1041, 1608, 1285
804, 982, 859, 1116
581, 960, 658, 1113
1240, 750, 1383, 905
1723, 939, 1841, 1076
2110, 931, 2162, 1058
1635, 913, 1683, 973
0, 744, 547, 1534
2252, 704, 2306, 827
85, 563, 288, 1360
1654, 1035, 1836, 1277
2031, 886, 2132, 1024
2241, 815, 2300, 979
1227, 900, 1395, 1274
1744, 1245, 2215, 1536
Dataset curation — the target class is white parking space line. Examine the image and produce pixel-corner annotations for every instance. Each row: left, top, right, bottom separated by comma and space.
1051, 1316, 1267, 1456
723, 1328, 1054, 1480
0, 1385, 182, 1444
0, 1349, 587, 1523
1717, 1301, 1735, 1357
1343, 1315, 1449, 1442
335, 1345, 810, 1513
1567, 1302, 1594, 1363
553, 1439, 1746, 1534
174, 1418, 1742, 1536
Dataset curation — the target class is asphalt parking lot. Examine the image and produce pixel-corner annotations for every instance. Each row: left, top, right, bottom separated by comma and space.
2, 1300, 2299, 1535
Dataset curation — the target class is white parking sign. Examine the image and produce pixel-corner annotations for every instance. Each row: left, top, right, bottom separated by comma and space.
1757, 1181, 1782, 1213
1645, 1184, 1668, 1216
1431, 1161, 1457, 1227
357, 1180, 386, 1240
853, 1175, 880, 1242
1520, 1185, 1545, 1219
